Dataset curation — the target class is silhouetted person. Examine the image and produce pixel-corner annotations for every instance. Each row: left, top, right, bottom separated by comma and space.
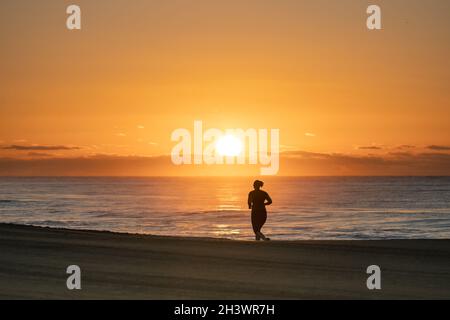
248, 180, 272, 241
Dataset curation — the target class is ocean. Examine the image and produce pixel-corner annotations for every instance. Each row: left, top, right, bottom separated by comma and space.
0, 176, 449, 240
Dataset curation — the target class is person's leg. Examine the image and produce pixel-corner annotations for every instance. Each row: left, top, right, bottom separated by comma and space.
260, 232, 270, 240
252, 211, 270, 241
251, 212, 261, 240
258, 213, 270, 241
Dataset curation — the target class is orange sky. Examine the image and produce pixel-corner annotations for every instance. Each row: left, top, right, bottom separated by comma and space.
0, 0, 449, 175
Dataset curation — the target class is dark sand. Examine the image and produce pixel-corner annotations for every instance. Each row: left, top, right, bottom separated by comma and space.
0, 223, 449, 299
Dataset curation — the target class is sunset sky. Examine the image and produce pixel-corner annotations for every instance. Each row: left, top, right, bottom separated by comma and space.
1, 0, 449, 175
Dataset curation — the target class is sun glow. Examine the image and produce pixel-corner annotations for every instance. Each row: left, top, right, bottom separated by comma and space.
215, 135, 243, 157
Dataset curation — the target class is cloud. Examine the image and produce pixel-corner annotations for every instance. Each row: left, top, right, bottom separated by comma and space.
1, 150, 450, 176
396, 145, 415, 150
279, 145, 300, 152
116, 133, 127, 137
137, 125, 145, 129
282, 150, 450, 176
283, 150, 333, 159
426, 145, 450, 151
357, 145, 383, 150
2, 144, 80, 151
0, 155, 173, 176
27, 152, 53, 157
304, 133, 316, 137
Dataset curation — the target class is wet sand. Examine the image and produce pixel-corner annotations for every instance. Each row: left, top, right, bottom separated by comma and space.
0, 223, 449, 299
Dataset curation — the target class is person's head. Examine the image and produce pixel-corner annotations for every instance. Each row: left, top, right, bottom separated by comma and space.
253, 180, 264, 190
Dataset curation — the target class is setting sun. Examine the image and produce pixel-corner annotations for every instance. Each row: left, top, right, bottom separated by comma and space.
216, 135, 243, 157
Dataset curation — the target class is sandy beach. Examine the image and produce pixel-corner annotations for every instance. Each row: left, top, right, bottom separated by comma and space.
0, 223, 449, 299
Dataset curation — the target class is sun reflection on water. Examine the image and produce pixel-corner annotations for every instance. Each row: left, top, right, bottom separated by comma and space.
213, 224, 241, 236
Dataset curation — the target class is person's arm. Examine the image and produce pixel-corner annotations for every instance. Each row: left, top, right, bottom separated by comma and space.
248, 192, 252, 209
265, 192, 273, 206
